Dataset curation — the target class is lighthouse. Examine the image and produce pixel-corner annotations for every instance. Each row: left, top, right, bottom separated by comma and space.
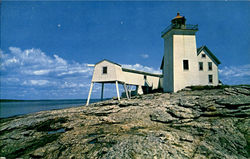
161, 13, 200, 92
86, 13, 221, 101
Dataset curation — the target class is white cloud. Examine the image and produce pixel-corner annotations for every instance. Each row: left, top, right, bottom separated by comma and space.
54, 54, 67, 65
219, 64, 250, 84
22, 80, 50, 86
33, 69, 51, 75
1, 47, 95, 95
140, 54, 149, 59
61, 82, 77, 88
219, 64, 250, 77
1, 47, 93, 77
7, 78, 20, 82
2, 47, 53, 67
122, 63, 161, 74
4, 57, 20, 65
60, 82, 90, 88
9, 47, 22, 55
57, 64, 93, 77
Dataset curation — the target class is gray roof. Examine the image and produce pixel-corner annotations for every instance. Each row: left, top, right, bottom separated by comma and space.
122, 68, 163, 78
95, 59, 121, 67
197, 45, 221, 65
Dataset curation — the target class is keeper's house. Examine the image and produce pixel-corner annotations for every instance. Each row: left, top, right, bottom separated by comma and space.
86, 13, 221, 105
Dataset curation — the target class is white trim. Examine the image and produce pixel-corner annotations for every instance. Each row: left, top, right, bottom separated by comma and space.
86, 82, 94, 106
115, 81, 120, 101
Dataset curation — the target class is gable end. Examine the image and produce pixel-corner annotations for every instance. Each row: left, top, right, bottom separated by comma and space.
95, 59, 122, 67
197, 46, 221, 65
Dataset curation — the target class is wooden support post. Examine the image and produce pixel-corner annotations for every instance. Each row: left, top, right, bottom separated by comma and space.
115, 81, 120, 101
123, 83, 129, 99
136, 85, 138, 95
101, 83, 104, 101
86, 82, 94, 106
128, 85, 132, 98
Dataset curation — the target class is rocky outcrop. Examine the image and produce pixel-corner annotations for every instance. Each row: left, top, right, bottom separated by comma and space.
0, 86, 249, 159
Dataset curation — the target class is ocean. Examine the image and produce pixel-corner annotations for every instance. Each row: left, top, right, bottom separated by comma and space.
0, 99, 102, 118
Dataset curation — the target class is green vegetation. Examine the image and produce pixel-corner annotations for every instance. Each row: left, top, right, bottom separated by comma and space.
187, 84, 250, 91
188, 85, 230, 91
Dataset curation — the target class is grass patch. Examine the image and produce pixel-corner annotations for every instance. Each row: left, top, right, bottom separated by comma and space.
187, 85, 230, 91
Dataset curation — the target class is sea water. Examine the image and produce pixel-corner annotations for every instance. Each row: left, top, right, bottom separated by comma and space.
0, 99, 101, 118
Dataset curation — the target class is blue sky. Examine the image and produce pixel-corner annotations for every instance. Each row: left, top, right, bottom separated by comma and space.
1, 1, 249, 99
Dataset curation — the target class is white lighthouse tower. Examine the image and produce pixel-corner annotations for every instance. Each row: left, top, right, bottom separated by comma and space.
161, 13, 200, 92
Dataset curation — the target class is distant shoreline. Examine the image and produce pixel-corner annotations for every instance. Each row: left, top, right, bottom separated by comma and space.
0, 99, 27, 102
0, 99, 109, 118
0, 99, 109, 102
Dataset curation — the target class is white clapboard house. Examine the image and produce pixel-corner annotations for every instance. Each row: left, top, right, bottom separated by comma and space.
86, 13, 221, 105
86, 60, 163, 105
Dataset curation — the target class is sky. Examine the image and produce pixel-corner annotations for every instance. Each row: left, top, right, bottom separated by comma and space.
0, 1, 249, 100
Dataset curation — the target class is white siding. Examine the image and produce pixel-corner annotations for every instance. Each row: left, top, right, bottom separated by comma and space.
92, 61, 125, 83
123, 71, 144, 86
123, 71, 161, 89
197, 50, 219, 85
173, 33, 200, 92
147, 76, 161, 89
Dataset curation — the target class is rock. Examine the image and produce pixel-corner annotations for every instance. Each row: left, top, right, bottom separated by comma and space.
92, 101, 119, 107
224, 87, 239, 95
179, 135, 194, 142
150, 109, 177, 123
118, 101, 139, 107
31, 147, 46, 158
224, 86, 250, 96
0, 86, 249, 159
179, 98, 196, 108
234, 87, 250, 95
216, 95, 250, 108
166, 105, 201, 119
207, 106, 217, 111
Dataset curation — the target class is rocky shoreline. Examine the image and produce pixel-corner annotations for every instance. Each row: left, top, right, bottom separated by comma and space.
0, 86, 250, 158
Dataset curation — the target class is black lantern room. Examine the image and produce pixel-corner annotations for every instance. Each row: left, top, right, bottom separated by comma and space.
171, 12, 186, 29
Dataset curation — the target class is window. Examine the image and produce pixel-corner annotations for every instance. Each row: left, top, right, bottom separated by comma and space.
102, 66, 107, 74
202, 54, 206, 58
208, 75, 213, 83
199, 62, 203, 71
208, 62, 212, 71
183, 60, 189, 70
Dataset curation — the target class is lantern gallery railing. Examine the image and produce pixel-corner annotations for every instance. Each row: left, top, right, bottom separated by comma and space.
161, 24, 198, 37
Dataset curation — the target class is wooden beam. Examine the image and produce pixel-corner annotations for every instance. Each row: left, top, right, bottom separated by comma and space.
128, 85, 132, 98
115, 81, 120, 101
135, 85, 138, 95
86, 82, 94, 106
101, 83, 104, 101
123, 83, 129, 99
